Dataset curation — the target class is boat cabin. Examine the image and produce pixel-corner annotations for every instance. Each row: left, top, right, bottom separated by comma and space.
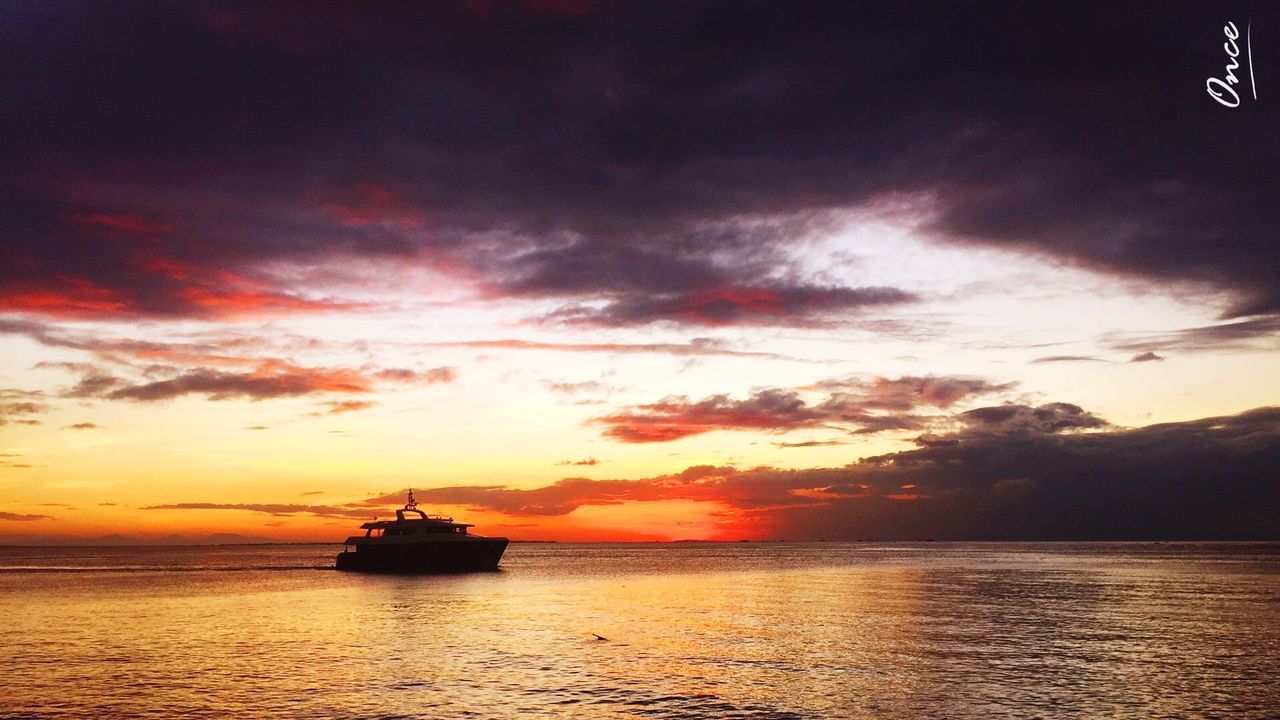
359, 510, 474, 537
342, 489, 473, 547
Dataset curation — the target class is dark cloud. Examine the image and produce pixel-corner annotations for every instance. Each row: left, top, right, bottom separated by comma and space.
6, 3, 1273, 325
65, 422, 100, 430
556, 457, 601, 466
596, 389, 833, 443
43, 360, 456, 403
141, 502, 376, 519
1031, 355, 1108, 364
105, 365, 371, 402
773, 440, 846, 448
36, 362, 129, 398
348, 406, 1280, 539
1104, 316, 1280, 355
357, 473, 751, 516
429, 338, 802, 361
809, 376, 1017, 410
7, 322, 462, 401
1130, 351, 1165, 363
543, 285, 915, 328
595, 375, 1013, 443
951, 402, 1108, 437
0, 512, 54, 522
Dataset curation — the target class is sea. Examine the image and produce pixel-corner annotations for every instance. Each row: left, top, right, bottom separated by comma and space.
1, 542, 1278, 719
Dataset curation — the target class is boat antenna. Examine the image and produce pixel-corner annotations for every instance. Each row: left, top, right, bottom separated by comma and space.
405, 488, 417, 511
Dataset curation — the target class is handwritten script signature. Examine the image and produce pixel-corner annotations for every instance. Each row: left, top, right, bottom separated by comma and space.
1206, 21, 1257, 108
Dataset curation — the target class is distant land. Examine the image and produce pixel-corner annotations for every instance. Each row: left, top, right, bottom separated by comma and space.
0, 533, 294, 547
0, 535, 565, 547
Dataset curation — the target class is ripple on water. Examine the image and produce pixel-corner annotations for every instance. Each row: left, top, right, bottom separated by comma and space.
1, 542, 1279, 718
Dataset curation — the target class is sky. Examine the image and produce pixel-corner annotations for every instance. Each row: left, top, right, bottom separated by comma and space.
1, 0, 1278, 542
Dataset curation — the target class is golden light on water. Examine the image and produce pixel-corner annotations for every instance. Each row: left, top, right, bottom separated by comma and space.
3, 543, 1278, 717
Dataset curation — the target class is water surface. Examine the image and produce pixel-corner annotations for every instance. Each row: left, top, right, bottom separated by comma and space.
2, 542, 1278, 718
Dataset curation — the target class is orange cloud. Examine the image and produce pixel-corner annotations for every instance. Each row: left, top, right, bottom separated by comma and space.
0, 277, 129, 317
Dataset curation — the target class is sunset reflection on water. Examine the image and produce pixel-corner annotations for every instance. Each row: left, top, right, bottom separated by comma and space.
2, 542, 1278, 718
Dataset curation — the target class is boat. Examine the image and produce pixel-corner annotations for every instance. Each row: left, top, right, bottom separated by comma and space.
335, 489, 509, 572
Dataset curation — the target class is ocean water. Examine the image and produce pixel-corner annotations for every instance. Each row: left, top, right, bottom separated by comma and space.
1, 542, 1278, 719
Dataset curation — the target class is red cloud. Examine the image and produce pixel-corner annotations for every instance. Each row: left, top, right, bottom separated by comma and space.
177, 285, 358, 315
0, 261, 360, 320
595, 376, 1013, 443
0, 277, 129, 318
600, 423, 703, 443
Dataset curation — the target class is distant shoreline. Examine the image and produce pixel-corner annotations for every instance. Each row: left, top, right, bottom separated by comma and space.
2, 539, 1279, 549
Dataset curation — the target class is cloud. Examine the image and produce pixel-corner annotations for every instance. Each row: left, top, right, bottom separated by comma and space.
556, 457, 601, 466
0, 512, 54, 522
597, 389, 831, 443
314, 400, 376, 415
0, 398, 49, 427
65, 422, 100, 430
595, 375, 1013, 443
544, 380, 611, 395
810, 376, 1017, 410
105, 365, 372, 402
947, 402, 1108, 438
1104, 317, 1280, 355
773, 440, 846, 448
0, 451, 34, 469
5, 318, 282, 368
542, 285, 916, 328
372, 367, 456, 384
44, 361, 456, 404
140, 503, 376, 519
1030, 355, 1108, 364
198, 1, 364, 53
428, 338, 801, 361
15, 5, 1275, 327
146, 406, 1279, 539
7, 321, 459, 408
1130, 351, 1164, 363
361, 406, 1280, 539
36, 362, 128, 398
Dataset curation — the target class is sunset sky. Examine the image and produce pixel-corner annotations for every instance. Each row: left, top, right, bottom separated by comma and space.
2, 1, 1278, 542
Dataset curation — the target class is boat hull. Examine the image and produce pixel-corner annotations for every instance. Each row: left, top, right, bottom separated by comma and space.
335, 538, 508, 573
